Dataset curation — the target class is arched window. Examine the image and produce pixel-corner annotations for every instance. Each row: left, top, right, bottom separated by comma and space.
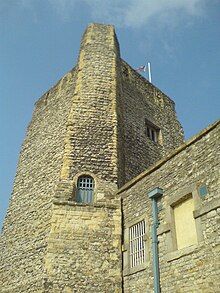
76, 175, 94, 203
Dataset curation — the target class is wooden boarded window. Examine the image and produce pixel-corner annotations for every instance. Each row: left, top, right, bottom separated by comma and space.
76, 176, 94, 203
173, 196, 198, 250
129, 220, 146, 268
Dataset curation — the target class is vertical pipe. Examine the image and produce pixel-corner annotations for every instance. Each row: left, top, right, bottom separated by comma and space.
151, 198, 160, 293
148, 188, 163, 293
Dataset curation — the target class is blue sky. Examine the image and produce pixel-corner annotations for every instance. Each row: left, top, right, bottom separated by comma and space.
0, 0, 219, 229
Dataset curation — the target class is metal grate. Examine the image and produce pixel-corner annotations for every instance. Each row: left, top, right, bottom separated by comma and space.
129, 220, 146, 268
76, 176, 94, 203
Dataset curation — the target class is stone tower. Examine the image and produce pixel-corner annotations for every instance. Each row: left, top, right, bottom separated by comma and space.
0, 24, 183, 292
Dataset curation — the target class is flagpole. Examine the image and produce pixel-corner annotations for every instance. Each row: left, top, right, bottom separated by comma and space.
136, 63, 152, 82
148, 62, 152, 83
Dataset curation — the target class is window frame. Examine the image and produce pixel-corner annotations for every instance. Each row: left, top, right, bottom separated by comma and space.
172, 195, 198, 250
129, 220, 146, 268
123, 215, 149, 276
76, 175, 95, 204
165, 185, 204, 261
145, 119, 161, 144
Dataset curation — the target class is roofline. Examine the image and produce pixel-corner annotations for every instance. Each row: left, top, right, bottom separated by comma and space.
34, 66, 77, 106
118, 119, 220, 194
120, 59, 175, 106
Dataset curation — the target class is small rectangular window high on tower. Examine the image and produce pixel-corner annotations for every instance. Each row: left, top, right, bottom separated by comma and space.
145, 119, 160, 143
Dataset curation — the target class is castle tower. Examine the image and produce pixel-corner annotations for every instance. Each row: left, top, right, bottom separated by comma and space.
0, 24, 183, 292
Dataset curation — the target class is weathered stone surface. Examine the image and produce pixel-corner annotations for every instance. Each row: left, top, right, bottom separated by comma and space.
45, 202, 122, 292
121, 60, 183, 181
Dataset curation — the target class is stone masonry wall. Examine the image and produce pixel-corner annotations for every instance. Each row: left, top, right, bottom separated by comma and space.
60, 23, 124, 188
44, 23, 123, 292
120, 60, 184, 182
0, 69, 77, 292
120, 121, 220, 292
45, 201, 121, 292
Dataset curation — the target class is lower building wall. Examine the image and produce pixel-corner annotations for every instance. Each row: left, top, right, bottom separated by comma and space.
159, 209, 219, 292
45, 200, 122, 293
0, 279, 48, 293
121, 122, 220, 292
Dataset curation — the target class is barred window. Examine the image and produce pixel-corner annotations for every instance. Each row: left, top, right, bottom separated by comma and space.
145, 119, 160, 143
146, 125, 157, 142
76, 176, 94, 203
129, 220, 146, 268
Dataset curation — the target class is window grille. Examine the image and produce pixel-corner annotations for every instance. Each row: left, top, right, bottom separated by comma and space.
76, 176, 94, 203
129, 220, 146, 268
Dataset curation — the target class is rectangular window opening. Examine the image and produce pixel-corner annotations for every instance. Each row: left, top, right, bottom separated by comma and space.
145, 119, 160, 143
129, 220, 146, 268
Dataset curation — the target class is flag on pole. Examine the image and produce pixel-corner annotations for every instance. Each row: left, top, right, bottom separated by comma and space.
135, 65, 146, 72
135, 62, 152, 83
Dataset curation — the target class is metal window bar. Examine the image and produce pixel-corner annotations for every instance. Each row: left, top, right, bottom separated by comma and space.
146, 125, 158, 143
129, 220, 146, 268
76, 176, 94, 203
152, 129, 157, 142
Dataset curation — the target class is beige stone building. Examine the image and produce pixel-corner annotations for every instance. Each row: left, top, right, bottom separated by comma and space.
0, 23, 219, 292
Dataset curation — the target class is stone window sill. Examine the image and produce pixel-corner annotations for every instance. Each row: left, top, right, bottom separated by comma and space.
53, 199, 118, 209
123, 262, 148, 276
166, 244, 198, 262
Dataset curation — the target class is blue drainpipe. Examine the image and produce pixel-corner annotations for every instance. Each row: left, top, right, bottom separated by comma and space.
148, 187, 163, 293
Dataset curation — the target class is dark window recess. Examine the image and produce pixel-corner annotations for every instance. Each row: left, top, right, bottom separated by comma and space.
76, 176, 94, 203
145, 119, 160, 143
